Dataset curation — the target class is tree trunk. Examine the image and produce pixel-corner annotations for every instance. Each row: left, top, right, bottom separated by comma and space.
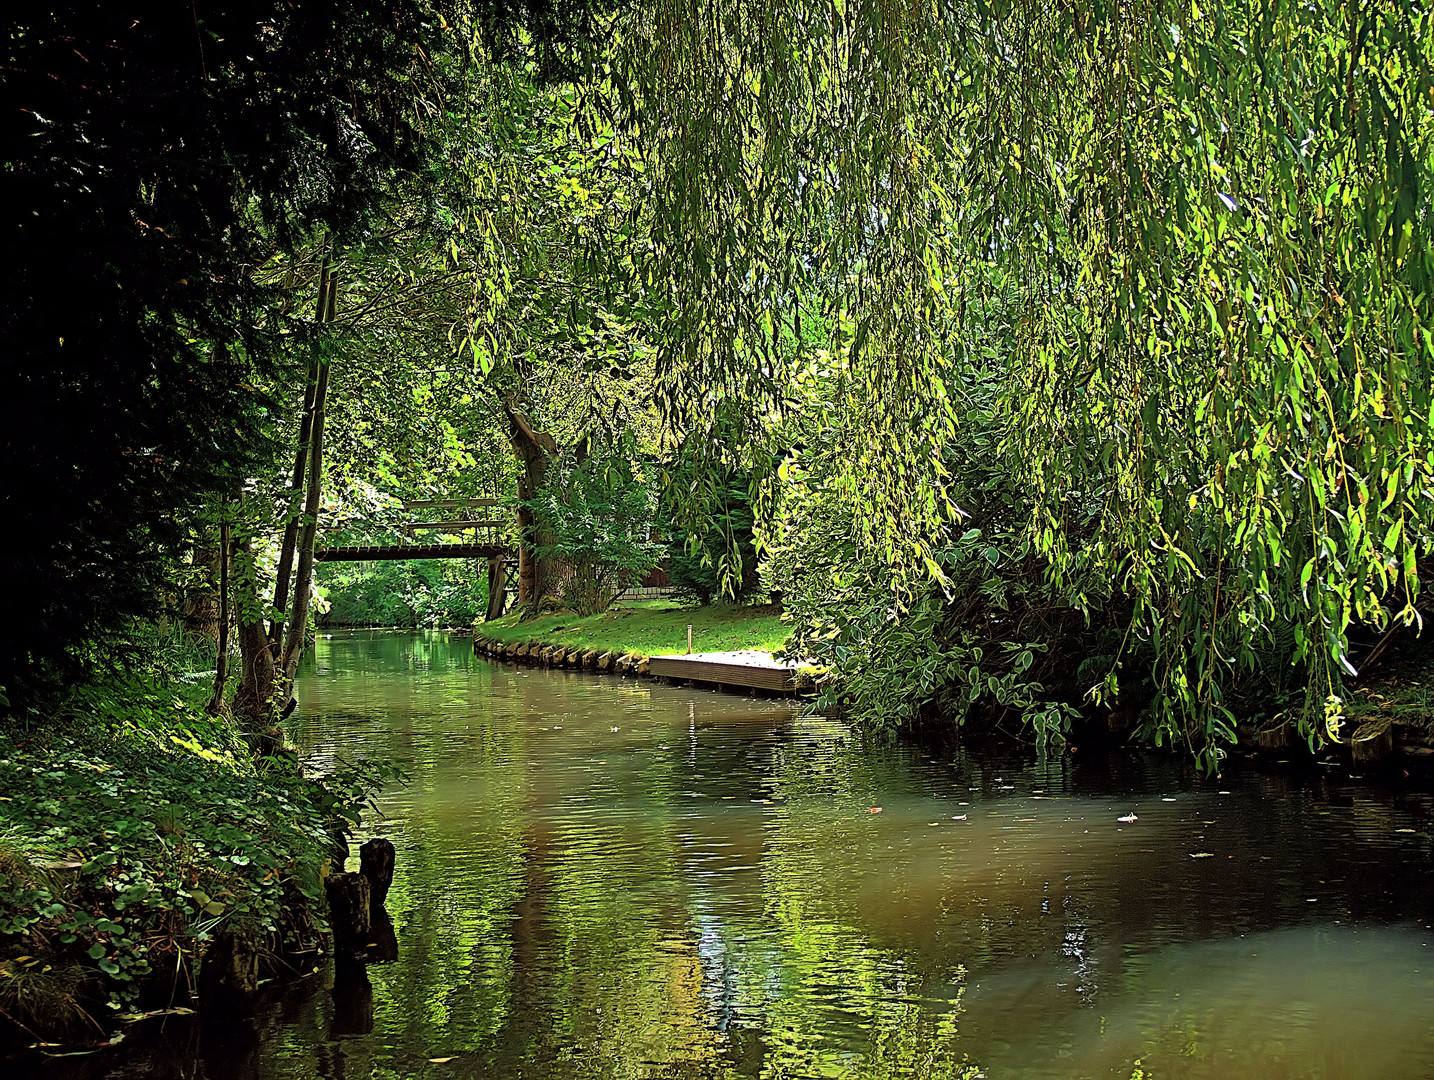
506, 403, 559, 605
485, 556, 508, 621
231, 516, 286, 745
182, 537, 223, 654
280, 266, 338, 689
358, 838, 395, 910
198, 927, 262, 1012
234, 600, 281, 744
270, 249, 333, 650
206, 499, 231, 716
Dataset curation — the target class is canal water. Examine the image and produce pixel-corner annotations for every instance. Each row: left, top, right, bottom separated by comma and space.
52, 631, 1434, 1077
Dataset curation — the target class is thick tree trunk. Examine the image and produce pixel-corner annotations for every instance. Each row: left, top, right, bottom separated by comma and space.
506, 403, 559, 604
358, 838, 395, 910
325, 872, 371, 951
182, 539, 223, 654
234, 592, 282, 750
485, 556, 508, 621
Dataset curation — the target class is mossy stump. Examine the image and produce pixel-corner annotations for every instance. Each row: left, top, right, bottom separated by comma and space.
359, 838, 395, 910
1257, 720, 1295, 752
199, 926, 263, 1012
325, 872, 372, 952
1351, 728, 1395, 767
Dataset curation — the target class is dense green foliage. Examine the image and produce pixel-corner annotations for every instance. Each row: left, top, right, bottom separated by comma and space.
0, 670, 390, 1033
591, 0, 1434, 764
0, 0, 469, 699
663, 460, 763, 606
528, 442, 664, 614
318, 559, 488, 629
6, 0, 1434, 767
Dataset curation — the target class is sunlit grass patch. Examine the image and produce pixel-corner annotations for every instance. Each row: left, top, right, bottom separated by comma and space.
480, 601, 790, 657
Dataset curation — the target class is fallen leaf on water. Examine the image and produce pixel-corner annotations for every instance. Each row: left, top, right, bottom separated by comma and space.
1190, 852, 1215, 859
1117, 814, 1138, 823
868, 807, 883, 814
929, 822, 940, 826
429, 1057, 455, 1063
1396, 828, 1417, 834
951, 815, 967, 821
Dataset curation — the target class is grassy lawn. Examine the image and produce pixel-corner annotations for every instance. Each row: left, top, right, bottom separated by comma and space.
477, 600, 791, 657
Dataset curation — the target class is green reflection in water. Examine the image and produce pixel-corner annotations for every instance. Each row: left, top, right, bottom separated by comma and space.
42, 630, 1434, 1080
285, 632, 979, 1080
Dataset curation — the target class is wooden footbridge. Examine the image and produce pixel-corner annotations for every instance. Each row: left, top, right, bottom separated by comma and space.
315, 541, 507, 562
315, 498, 513, 562
315, 497, 515, 621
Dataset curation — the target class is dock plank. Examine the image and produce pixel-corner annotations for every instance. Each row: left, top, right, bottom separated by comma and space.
648, 651, 796, 692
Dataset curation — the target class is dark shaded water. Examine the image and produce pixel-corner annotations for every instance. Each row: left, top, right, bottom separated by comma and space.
32, 631, 1434, 1078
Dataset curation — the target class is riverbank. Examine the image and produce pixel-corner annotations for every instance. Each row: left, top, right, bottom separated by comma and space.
0, 676, 383, 1049
471, 601, 826, 693
477, 600, 791, 658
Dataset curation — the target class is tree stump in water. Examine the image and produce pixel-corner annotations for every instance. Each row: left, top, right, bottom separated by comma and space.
325, 872, 371, 951
359, 838, 395, 909
1105, 707, 1135, 736
1257, 720, 1294, 752
1351, 727, 1394, 767
199, 927, 262, 1012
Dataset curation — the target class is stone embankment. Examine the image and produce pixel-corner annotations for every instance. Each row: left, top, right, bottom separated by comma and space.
472, 633, 652, 676
471, 633, 818, 696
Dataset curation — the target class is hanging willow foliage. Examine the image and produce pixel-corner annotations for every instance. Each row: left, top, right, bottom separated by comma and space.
585, 0, 1432, 760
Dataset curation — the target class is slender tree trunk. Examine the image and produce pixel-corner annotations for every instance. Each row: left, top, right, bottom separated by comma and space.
506, 402, 559, 604
281, 268, 337, 686
270, 248, 333, 650
206, 498, 231, 716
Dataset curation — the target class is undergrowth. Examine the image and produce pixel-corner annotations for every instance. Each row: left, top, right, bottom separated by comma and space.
0, 666, 392, 1042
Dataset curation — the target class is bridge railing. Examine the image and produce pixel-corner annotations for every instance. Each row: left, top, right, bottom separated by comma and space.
401, 498, 510, 549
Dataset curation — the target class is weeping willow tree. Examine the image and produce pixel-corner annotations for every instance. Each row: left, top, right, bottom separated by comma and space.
567, 0, 1433, 763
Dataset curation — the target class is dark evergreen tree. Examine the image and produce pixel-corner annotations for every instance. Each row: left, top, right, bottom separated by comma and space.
0, 2, 602, 701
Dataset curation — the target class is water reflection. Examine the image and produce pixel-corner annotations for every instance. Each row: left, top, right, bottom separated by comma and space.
26, 631, 1434, 1079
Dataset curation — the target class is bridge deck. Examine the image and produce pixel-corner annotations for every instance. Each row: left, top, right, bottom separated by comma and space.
316, 543, 508, 562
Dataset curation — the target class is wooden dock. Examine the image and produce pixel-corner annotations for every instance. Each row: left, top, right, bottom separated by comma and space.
647, 650, 799, 693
